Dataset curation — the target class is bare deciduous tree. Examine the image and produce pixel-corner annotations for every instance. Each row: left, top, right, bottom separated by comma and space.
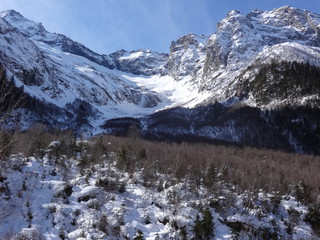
0, 64, 24, 159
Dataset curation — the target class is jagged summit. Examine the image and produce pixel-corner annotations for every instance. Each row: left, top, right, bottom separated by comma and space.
0, 9, 168, 74
0, 9, 49, 38
0, 9, 25, 19
109, 49, 168, 76
166, 33, 207, 81
202, 6, 320, 98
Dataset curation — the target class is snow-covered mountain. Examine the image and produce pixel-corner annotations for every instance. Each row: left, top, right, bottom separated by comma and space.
0, 6, 320, 148
201, 6, 320, 102
0, 9, 213, 132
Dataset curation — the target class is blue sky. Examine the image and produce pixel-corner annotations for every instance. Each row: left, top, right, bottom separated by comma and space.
1, 0, 319, 54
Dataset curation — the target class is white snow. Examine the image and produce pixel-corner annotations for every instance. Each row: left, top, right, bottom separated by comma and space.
0, 151, 318, 239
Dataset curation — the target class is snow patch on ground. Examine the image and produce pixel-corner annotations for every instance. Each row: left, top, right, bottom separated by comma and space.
0, 148, 318, 239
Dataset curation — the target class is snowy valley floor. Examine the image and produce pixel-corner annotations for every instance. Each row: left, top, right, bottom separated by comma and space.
0, 135, 319, 239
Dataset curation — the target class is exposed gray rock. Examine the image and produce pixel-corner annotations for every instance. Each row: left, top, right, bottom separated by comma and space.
110, 49, 168, 76
202, 6, 320, 93
166, 33, 207, 81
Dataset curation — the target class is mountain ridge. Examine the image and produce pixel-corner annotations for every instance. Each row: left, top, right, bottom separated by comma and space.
0, 6, 319, 153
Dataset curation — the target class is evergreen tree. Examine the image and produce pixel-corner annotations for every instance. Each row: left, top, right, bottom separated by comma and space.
193, 208, 215, 239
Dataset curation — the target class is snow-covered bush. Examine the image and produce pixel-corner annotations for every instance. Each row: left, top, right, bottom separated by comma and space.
11, 228, 43, 240
305, 204, 320, 235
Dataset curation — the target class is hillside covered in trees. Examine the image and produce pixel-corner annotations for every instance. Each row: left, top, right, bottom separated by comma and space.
0, 130, 319, 239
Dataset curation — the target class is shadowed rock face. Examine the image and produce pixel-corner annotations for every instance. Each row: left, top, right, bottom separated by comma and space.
0, 18, 49, 86
109, 49, 168, 76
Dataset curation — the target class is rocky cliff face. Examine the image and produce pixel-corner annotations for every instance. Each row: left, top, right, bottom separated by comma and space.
0, 17, 50, 86
166, 34, 207, 82
110, 49, 168, 76
201, 6, 320, 100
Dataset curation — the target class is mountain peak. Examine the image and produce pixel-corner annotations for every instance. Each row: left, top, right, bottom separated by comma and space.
0, 9, 24, 19
273, 5, 297, 12
109, 48, 168, 76
269, 5, 309, 17
0, 9, 48, 39
171, 33, 206, 50
227, 9, 242, 17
